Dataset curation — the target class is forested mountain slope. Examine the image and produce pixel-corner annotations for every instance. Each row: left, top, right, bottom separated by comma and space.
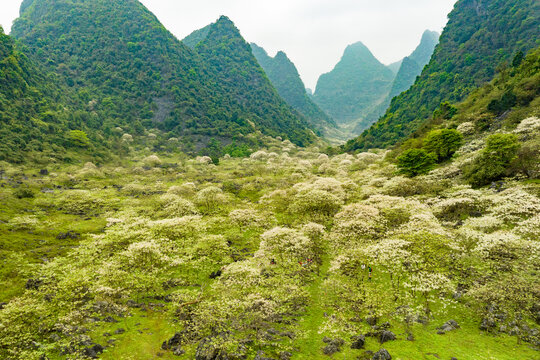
11, 0, 315, 150
347, 0, 540, 151
251, 43, 336, 132
187, 16, 316, 145
0, 26, 72, 163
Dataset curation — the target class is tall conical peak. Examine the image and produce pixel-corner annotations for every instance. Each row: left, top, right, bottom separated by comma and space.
422, 29, 440, 41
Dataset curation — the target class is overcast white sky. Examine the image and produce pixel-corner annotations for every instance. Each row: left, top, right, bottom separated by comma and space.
1, 0, 457, 89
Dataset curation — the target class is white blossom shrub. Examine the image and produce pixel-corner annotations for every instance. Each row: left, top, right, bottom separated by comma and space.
158, 193, 198, 217
143, 155, 162, 167
256, 227, 315, 266
331, 204, 386, 248
457, 121, 475, 135
515, 214, 540, 240
289, 189, 344, 219
8, 215, 39, 230
167, 182, 197, 197
57, 190, 106, 215
195, 186, 227, 213
229, 209, 269, 228
122, 183, 147, 195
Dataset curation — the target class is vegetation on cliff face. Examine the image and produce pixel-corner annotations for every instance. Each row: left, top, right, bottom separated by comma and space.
251, 43, 336, 132
0, 1, 539, 359
0, 26, 100, 164
347, 0, 540, 151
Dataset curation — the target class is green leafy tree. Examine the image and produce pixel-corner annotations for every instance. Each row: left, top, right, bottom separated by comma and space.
397, 149, 436, 177
464, 133, 521, 187
423, 128, 463, 162
433, 102, 458, 120
66, 130, 90, 148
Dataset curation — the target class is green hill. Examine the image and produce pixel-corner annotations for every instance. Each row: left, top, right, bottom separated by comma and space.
11, 0, 315, 152
353, 30, 439, 134
346, 0, 540, 152
250, 43, 336, 132
189, 16, 316, 146
313, 42, 395, 125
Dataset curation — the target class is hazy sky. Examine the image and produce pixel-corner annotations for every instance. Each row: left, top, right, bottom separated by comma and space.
1, 0, 457, 89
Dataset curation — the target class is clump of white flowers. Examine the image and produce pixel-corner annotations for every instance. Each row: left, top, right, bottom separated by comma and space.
196, 156, 213, 164
8, 215, 39, 230
195, 186, 227, 212
457, 121, 475, 135
168, 183, 197, 197
250, 150, 268, 160
229, 209, 269, 228
122, 183, 147, 195
159, 193, 198, 217
143, 155, 162, 167
257, 227, 314, 266
513, 117, 540, 139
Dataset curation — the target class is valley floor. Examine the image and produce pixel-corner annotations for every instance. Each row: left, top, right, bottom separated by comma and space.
0, 137, 539, 359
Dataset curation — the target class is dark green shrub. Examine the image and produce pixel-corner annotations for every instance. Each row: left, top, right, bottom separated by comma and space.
487, 91, 517, 115
464, 133, 521, 187
13, 188, 35, 199
397, 149, 436, 177
433, 102, 457, 120
423, 129, 463, 162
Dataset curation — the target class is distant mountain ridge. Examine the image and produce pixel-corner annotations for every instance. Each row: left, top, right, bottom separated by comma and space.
250, 43, 336, 132
353, 30, 439, 133
313, 41, 395, 126
346, 0, 540, 152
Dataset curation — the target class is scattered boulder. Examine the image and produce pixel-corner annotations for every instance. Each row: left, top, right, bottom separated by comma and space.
126, 300, 142, 308
350, 335, 365, 349
25, 278, 43, 290
379, 331, 396, 344
209, 270, 222, 279
162, 332, 183, 350
279, 351, 292, 360
254, 351, 275, 359
56, 231, 80, 240
114, 328, 125, 335
40, 169, 49, 176
366, 316, 378, 326
437, 320, 459, 334
195, 336, 229, 360
479, 317, 496, 331
103, 316, 118, 323
322, 344, 340, 355
82, 344, 104, 359
372, 348, 392, 360
173, 347, 186, 356
322, 337, 344, 355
